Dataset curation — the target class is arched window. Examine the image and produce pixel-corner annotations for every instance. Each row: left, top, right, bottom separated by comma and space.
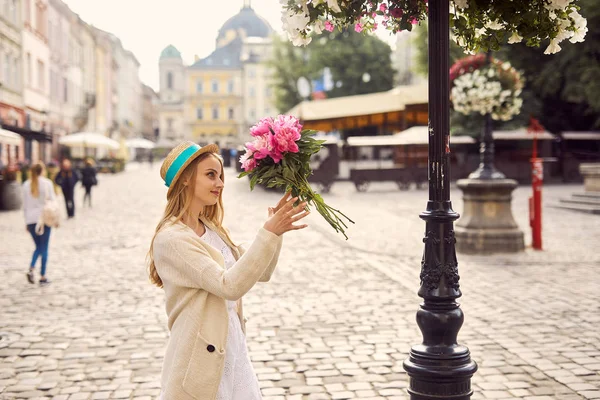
167, 72, 173, 89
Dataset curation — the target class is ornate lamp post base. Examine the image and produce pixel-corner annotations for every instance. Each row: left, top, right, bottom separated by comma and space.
455, 179, 524, 254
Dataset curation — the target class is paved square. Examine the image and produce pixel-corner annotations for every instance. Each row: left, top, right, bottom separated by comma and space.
1, 163, 598, 399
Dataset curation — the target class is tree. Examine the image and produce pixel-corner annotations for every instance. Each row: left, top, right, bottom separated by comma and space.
268, 30, 396, 113
498, 0, 600, 132
413, 0, 599, 134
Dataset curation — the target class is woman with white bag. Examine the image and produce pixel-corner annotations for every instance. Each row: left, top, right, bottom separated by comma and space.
22, 162, 58, 286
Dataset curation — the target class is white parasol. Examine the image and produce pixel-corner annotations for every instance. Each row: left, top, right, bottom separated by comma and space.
59, 132, 120, 150
125, 137, 156, 149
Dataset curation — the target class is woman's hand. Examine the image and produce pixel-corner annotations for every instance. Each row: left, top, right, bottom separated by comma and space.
268, 190, 291, 217
264, 192, 309, 236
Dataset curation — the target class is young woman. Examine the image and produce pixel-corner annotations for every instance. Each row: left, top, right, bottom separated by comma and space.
81, 158, 97, 207
22, 162, 55, 286
148, 141, 309, 400
55, 158, 79, 218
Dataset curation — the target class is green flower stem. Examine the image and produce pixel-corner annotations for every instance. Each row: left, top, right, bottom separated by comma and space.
283, 174, 354, 240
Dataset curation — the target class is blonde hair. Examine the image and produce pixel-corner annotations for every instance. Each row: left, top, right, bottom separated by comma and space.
30, 162, 46, 198
147, 152, 234, 288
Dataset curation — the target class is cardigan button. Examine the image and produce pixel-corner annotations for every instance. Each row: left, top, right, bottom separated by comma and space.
207, 345, 215, 353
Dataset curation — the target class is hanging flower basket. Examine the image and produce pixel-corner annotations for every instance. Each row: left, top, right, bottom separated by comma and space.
280, 1, 587, 54
450, 54, 524, 121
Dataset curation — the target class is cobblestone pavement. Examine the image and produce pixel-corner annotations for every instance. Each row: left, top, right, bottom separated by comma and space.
0, 163, 599, 400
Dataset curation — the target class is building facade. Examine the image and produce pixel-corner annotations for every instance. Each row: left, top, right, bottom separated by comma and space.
91, 27, 117, 138
185, 43, 243, 145
0, 0, 25, 165
74, 18, 97, 133
21, 0, 50, 161
158, 4, 275, 147
241, 36, 275, 135
141, 83, 158, 140
158, 45, 185, 142
112, 36, 141, 139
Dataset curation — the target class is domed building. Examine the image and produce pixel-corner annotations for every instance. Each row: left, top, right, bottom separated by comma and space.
158, 4, 276, 147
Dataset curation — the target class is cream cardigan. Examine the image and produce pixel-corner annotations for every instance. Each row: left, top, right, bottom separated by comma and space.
153, 216, 282, 400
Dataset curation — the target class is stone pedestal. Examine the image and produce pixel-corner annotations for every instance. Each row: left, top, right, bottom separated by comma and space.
455, 178, 524, 254
580, 163, 600, 192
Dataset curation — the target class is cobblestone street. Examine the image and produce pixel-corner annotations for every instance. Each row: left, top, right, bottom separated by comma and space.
1, 163, 599, 400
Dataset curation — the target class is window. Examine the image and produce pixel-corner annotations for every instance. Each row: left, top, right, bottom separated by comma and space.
196, 108, 203, 120
37, 60, 44, 90
13, 56, 18, 89
26, 53, 31, 85
167, 118, 173, 130
10, 0, 17, 24
196, 80, 203, 93
249, 108, 256, 119
63, 77, 68, 103
265, 87, 272, 97
248, 67, 255, 78
249, 86, 255, 98
211, 79, 218, 93
227, 80, 234, 94
3, 1, 9, 22
24, 0, 30, 24
3, 54, 9, 87
167, 72, 173, 89
228, 107, 234, 120
212, 105, 219, 120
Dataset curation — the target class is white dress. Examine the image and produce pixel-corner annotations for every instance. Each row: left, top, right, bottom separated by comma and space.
200, 227, 263, 400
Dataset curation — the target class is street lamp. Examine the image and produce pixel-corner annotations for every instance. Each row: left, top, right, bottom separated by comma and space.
402, 1, 477, 399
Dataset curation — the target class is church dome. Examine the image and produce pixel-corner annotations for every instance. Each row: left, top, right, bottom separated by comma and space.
216, 6, 273, 43
160, 45, 182, 60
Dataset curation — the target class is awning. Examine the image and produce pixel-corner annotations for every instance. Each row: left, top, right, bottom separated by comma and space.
560, 131, 600, 140
0, 128, 23, 146
493, 129, 556, 140
347, 126, 475, 147
0, 124, 53, 142
287, 83, 428, 121
286, 84, 429, 132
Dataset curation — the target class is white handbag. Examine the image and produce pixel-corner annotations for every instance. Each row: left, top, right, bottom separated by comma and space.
35, 181, 60, 235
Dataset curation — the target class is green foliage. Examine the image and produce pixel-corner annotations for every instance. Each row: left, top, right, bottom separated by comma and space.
237, 129, 353, 238
267, 30, 396, 113
496, 0, 600, 132
413, 23, 468, 77
414, 0, 598, 134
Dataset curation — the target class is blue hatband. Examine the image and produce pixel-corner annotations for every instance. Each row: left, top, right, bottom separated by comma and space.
164, 144, 201, 187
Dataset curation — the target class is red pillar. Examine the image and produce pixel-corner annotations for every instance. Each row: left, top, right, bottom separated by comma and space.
530, 158, 543, 250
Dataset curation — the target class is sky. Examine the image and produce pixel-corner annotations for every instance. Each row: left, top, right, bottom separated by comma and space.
62, 0, 398, 92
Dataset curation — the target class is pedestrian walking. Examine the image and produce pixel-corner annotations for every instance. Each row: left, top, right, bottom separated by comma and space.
22, 162, 55, 286
81, 158, 97, 207
148, 141, 309, 400
148, 151, 154, 168
54, 158, 80, 218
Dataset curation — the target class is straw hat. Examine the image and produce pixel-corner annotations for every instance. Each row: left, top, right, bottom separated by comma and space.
160, 141, 219, 196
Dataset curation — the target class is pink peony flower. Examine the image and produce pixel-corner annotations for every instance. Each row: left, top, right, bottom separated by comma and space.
241, 157, 257, 172
354, 23, 363, 33
379, 3, 387, 12
246, 135, 274, 161
325, 20, 334, 32
250, 117, 273, 137
239, 150, 257, 172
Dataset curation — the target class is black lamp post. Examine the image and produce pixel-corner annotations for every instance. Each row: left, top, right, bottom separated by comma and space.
403, 1, 478, 398
467, 51, 505, 180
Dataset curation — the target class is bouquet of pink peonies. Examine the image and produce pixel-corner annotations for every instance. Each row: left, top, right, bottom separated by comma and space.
239, 115, 354, 239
